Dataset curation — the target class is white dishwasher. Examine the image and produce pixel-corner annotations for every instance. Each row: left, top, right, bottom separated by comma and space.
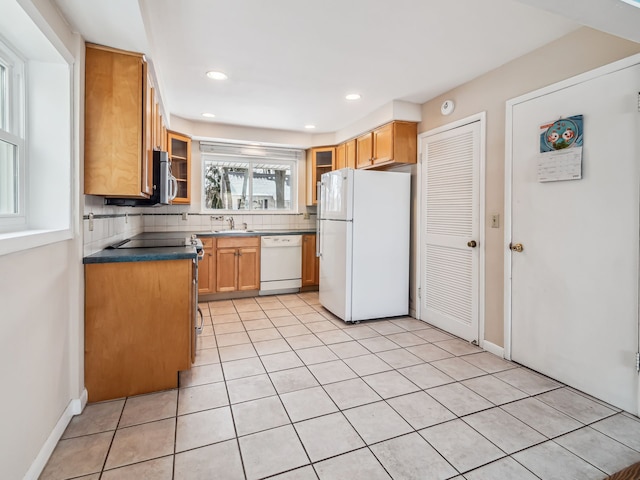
260, 235, 302, 295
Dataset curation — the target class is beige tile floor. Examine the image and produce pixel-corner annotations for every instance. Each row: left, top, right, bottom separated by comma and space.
41, 292, 640, 479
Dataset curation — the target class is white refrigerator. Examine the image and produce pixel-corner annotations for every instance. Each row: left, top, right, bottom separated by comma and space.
318, 168, 410, 323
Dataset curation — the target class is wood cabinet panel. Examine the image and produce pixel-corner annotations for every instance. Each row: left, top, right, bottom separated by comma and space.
372, 122, 393, 165
335, 143, 346, 170
374, 121, 417, 167
85, 259, 192, 402
216, 248, 238, 292
198, 237, 215, 294
215, 236, 260, 293
345, 139, 357, 169
356, 132, 373, 169
238, 247, 260, 291
306, 147, 335, 205
84, 44, 152, 197
167, 130, 192, 204
302, 234, 319, 287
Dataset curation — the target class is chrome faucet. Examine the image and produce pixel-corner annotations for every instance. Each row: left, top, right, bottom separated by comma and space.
225, 216, 235, 230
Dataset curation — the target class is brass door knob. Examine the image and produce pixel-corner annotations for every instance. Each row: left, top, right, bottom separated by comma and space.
467, 240, 477, 248
511, 243, 524, 252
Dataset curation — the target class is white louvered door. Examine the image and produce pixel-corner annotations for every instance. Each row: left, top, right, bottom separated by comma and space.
421, 121, 480, 342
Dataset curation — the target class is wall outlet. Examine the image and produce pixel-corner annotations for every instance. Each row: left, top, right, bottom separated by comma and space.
491, 214, 500, 228
303, 212, 310, 220
88, 213, 94, 231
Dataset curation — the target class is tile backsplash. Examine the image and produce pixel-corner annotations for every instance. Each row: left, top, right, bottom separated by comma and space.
142, 212, 316, 233
83, 194, 317, 256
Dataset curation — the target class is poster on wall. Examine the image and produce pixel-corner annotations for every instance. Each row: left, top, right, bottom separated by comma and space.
537, 114, 583, 182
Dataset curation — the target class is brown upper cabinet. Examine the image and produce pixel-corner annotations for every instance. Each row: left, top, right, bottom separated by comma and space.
306, 146, 335, 205
167, 130, 192, 204
336, 140, 356, 170
84, 43, 155, 198
356, 121, 417, 169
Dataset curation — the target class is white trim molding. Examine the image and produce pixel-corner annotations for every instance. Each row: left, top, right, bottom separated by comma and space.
482, 340, 505, 359
23, 389, 87, 480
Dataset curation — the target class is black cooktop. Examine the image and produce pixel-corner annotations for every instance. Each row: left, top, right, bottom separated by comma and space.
108, 238, 197, 249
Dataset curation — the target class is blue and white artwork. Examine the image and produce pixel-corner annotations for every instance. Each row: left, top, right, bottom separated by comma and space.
539, 115, 583, 153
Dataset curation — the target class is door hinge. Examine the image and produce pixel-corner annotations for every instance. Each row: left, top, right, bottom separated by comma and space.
418, 287, 421, 299
637, 92, 640, 112
636, 352, 640, 372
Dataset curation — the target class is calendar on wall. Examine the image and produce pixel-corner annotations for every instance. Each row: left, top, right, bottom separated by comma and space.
537, 114, 583, 182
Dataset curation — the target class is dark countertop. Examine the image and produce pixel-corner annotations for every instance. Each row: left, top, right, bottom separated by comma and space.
83, 245, 198, 264
83, 229, 316, 264
197, 229, 316, 237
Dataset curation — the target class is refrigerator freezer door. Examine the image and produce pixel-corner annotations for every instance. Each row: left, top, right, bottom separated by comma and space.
318, 219, 352, 321
320, 168, 353, 221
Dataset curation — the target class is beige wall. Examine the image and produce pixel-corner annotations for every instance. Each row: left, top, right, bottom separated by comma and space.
418, 27, 640, 347
0, 2, 83, 478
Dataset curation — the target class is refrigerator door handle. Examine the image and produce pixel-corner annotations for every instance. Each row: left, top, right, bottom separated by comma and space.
316, 181, 322, 258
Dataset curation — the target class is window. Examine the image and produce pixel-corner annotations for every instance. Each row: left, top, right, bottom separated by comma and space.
0, 42, 24, 223
0, 0, 73, 255
201, 143, 302, 212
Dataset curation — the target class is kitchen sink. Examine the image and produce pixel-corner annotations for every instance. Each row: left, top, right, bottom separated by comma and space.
214, 229, 256, 233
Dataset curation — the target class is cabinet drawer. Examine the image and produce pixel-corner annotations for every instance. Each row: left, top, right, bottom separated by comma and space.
217, 236, 260, 248
200, 237, 214, 249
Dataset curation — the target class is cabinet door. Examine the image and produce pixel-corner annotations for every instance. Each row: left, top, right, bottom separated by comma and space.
301, 234, 319, 286
335, 143, 346, 170
198, 238, 215, 294
142, 70, 153, 195
372, 123, 393, 165
237, 246, 260, 291
356, 133, 372, 168
345, 139, 357, 169
216, 248, 237, 292
84, 45, 147, 197
307, 147, 335, 205
168, 131, 191, 204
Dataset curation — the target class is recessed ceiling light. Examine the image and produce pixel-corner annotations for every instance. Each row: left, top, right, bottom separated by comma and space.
202, 113, 216, 118
206, 71, 228, 80
304, 125, 316, 129
345, 93, 361, 101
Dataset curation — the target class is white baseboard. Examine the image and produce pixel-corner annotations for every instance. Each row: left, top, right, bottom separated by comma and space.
23, 389, 88, 480
482, 340, 505, 358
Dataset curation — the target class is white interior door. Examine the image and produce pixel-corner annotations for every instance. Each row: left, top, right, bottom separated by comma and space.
508, 61, 640, 412
421, 120, 481, 343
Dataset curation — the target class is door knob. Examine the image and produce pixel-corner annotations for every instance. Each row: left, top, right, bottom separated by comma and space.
467, 240, 477, 248
510, 243, 524, 252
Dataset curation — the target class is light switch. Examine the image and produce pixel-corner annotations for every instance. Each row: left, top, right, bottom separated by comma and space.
491, 214, 500, 228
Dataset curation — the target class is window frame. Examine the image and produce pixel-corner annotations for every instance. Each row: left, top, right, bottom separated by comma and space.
0, 37, 26, 230
201, 154, 298, 214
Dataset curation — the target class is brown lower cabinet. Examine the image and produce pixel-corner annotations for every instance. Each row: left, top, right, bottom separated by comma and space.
217, 237, 260, 292
198, 236, 261, 294
302, 234, 319, 287
84, 259, 193, 402
199, 237, 216, 294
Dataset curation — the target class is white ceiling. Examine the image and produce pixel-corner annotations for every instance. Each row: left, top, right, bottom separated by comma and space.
52, 0, 639, 134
